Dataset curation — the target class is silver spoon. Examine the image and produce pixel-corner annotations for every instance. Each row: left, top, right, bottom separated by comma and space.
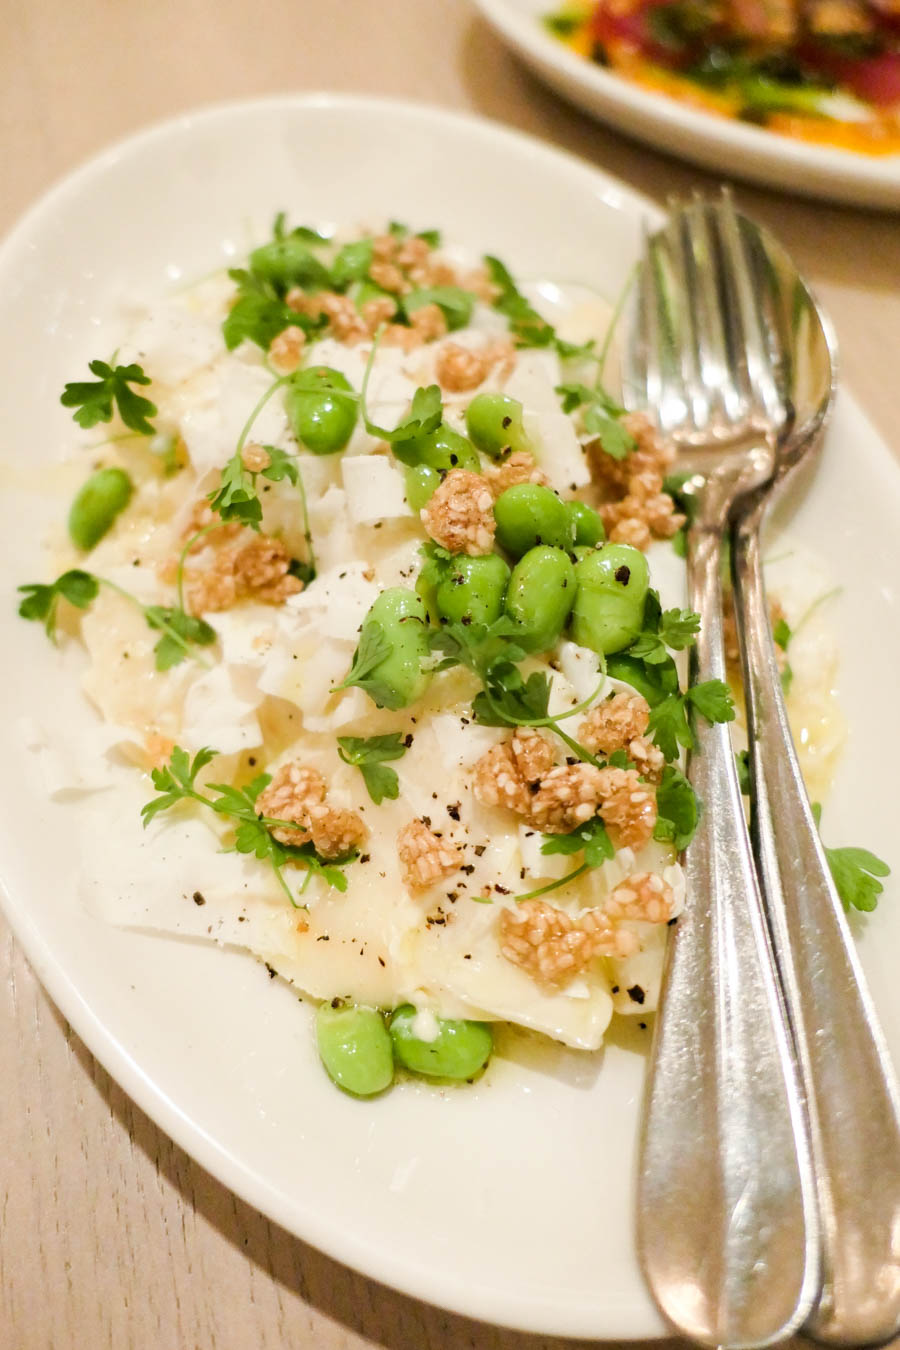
728, 210, 900, 1347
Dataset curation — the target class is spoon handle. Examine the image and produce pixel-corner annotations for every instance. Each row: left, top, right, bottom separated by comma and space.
637, 523, 819, 1348
731, 508, 900, 1345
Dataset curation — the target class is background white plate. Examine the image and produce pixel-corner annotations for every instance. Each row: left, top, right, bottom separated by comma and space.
0, 94, 898, 1340
474, 0, 900, 210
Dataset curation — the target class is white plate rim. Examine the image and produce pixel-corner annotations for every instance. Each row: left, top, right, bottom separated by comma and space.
473, 0, 900, 209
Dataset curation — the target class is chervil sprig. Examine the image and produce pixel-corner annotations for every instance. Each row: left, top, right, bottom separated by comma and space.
141, 746, 353, 905
61, 360, 157, 435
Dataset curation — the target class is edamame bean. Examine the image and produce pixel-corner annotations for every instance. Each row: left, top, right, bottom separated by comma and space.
504, 545, 576, 653
285, 366, 357, 455
68, 467, 133, 551
393, 424, 480, 473
249, 237, 330, 293
355, 587, 431, 709
493, 484, 575, 557
570, 543, 650, 655
465, 393, 531, 459
389, 1005, 493, 1080
404, 464, 442, 511
316, 1004, 394, 1097
436, 554, 511, 627
567, 500, 605, 547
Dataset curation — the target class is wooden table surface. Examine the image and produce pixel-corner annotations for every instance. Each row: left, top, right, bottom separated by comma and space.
3, 3, 899, 1348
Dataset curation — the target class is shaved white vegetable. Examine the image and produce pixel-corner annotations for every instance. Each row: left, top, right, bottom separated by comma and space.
342, 455, 412, 523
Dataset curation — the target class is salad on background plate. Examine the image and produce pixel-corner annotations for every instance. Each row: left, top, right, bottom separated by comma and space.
545, 0, 900, 152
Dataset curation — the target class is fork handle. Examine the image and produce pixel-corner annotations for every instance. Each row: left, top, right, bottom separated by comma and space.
638, 522, 819, 1348
731, 504, 900, 1346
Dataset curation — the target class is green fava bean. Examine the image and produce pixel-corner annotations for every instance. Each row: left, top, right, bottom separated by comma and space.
404, 464, 441, 511
494, 483, 575, 557
571, 543, 650, 655
285, 366, 357, 455
505, 546, 576, 653
357, 587, 431, 710
68, 467, 133, 551
389, 1005, 493, 1081
567, 500, 605, 547
393, 424, 480, 473
436, 554, 510, 627
316, 1004, 394, 1097
465, 392, 531, 459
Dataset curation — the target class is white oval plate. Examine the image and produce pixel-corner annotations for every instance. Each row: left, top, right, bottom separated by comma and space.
474, 0, 900, 210
1, 95, 898, 1340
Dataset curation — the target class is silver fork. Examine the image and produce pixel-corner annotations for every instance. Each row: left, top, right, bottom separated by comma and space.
623, 196, 820, 1348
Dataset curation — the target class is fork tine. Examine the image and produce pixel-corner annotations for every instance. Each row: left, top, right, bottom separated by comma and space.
633, 221, 689, 435
710, 189, 784, 424
679, 194, 744, 427
664, 203, 710, 435
621, 222, 653, 412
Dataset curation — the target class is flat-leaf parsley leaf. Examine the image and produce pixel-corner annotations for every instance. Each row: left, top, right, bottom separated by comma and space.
337, 733, 408, 804
811, 803, 891, 914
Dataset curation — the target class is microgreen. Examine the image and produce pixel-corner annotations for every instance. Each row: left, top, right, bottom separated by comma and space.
223, 268, 327, 352
514, 817, 614, 902
333, 621, 395, 704
18, 568, 215, 671
330, 238, 375, 289
208, 443, 299, 528
663, 472, 699, 558
653, 764, 699, 851
360, 333, 443, 443
773, 616, 792, 649
337, 733, 408, 805
143, 606, 217, 671
388, 222, 442, 247
272, 214, 331, 246
402, 286, 474, 332
17, 569, 99, 637
61, 360, 157, 435
428, 620, 604, 766
608, 595, 734, 761
555, 380, 635, 461
484, 254, 556, 348
542, 817, 615, 866
736, 749, 751, 796
141, 746, 352, 906
647, 680, 735, 762
628, 604, 701, 664
811, 803, 891, 914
